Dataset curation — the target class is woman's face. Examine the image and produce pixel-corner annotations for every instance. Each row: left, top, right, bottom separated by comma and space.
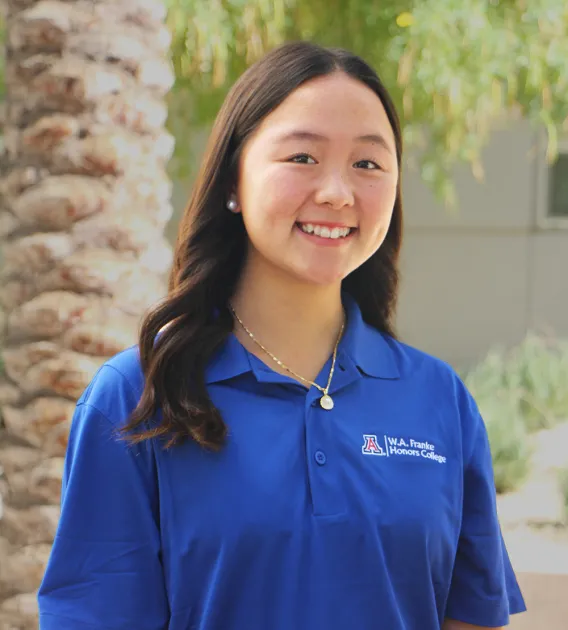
235, 71, 399, 287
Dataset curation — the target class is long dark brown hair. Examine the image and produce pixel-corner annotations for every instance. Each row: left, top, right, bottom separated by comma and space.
122, 41, 404, 450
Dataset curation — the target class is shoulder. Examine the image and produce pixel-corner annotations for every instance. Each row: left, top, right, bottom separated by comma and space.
384, 335, 480, 420
387, 336, 485, 461
78, 344, 144, 427
384, 336, 461, 385
67, 346, 159, 483
60, 348, 160, 532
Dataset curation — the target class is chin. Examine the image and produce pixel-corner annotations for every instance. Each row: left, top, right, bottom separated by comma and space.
292, 267, 348, 287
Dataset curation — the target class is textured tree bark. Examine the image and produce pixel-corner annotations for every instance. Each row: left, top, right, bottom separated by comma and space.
0, 1, 174, 627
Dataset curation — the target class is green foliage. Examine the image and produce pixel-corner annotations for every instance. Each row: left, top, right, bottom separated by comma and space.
464, 335, 568, 494
165, 0, 568, 204
464, 357, 532, 494
164, 0, 295, 178
463, 349, 512, 402
465, 335, 568, 434
165, 0, 293, 130
507, 336, 568, 432
483, 392, 532, 495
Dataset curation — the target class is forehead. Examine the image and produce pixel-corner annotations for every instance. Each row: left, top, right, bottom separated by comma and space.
253, 72, 396, 150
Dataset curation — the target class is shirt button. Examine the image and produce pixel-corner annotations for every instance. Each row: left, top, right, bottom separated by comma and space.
314, 450, 327, 465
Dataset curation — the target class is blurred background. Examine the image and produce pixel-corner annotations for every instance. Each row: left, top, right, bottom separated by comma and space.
0, 0, 567, 628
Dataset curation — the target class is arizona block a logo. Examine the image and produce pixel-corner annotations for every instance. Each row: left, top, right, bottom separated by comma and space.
362, 434, 387, 456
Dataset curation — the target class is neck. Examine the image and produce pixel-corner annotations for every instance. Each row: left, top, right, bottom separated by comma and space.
230, 257, 344, 384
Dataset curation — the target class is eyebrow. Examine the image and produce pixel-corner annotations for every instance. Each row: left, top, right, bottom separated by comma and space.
274, 130, 394, 154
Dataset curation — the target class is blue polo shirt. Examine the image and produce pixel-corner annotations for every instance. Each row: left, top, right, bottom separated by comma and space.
38, 295, 526, 629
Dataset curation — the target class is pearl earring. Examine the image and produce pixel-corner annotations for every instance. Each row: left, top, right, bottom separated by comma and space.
227, 199, 238, 212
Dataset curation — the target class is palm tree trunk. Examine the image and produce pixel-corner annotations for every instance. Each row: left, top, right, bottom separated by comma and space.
0, 1, 173, 626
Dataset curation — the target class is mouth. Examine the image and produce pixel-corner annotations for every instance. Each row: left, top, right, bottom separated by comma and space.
296, 222, 356, 240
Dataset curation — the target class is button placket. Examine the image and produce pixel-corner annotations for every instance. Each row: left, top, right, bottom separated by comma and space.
304, 352, 362, 517
304, 400, 346, 517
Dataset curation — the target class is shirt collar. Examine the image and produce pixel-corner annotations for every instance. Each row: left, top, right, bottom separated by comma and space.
205, 332, 253, 384
205, 293, 400, 384
339, 293, 400, 380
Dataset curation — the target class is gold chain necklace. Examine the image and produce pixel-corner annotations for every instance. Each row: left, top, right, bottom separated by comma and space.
229, 306, 345, 411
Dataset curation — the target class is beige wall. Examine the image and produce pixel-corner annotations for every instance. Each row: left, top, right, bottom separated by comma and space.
170, 120, 568, 370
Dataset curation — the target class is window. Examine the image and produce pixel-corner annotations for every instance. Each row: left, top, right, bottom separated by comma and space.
548, 153, 568, 218
537, 134, 568, 228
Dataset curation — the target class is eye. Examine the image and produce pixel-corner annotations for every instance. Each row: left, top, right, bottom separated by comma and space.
354, 160, 381, 170
288, 153, 317, 165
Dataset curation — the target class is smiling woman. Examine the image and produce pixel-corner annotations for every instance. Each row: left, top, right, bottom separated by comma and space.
38, 41, 526, 630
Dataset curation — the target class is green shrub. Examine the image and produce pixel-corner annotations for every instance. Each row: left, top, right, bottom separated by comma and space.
473, 390, 533, 494
507, 335, 568, 432
462, 349, 512, 400
463, 334, 568, 494
465, 334, 568, 435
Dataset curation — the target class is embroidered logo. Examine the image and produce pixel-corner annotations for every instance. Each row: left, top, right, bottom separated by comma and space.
362, 434, 447, 464
362, 434, 387, 456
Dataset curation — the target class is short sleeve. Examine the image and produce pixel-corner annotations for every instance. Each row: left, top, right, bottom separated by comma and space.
445, 388, 527, 626
38, 367, 169, 629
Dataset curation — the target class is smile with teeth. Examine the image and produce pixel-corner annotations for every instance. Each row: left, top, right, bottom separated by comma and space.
297, 223, 354, 239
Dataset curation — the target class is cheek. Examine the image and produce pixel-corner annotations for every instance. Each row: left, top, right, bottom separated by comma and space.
243, 167, 310, 223
360, 178, 397, 226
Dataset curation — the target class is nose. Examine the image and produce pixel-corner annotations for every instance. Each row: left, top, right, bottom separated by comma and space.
314, 170, 355, 210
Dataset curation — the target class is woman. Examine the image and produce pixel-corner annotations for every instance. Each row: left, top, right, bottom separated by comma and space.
38, 41, 526, 629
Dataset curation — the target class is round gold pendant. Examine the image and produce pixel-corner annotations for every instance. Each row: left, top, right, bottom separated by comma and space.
320, 394, 334, 410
